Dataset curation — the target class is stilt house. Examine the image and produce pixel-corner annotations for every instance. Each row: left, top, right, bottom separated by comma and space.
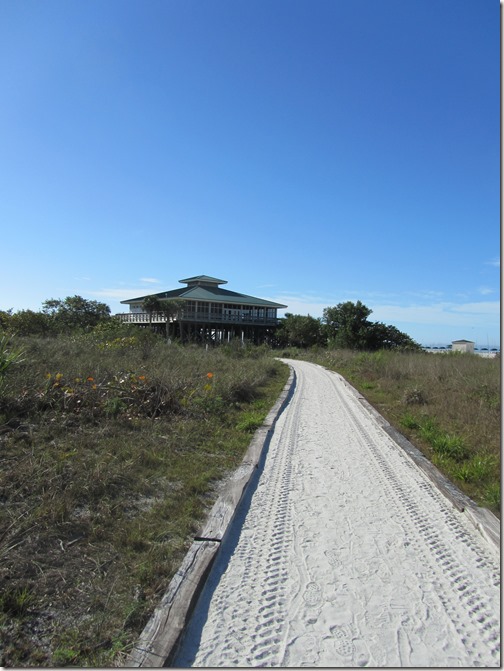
116, 275, 287, 344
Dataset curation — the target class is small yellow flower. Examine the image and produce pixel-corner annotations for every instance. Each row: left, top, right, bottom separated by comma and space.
46, 373, 52, 379
55, 373, 63, 381
75, 377, 81, 383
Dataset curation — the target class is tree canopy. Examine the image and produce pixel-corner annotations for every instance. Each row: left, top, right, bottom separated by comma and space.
322, 301, 373, 350
42, 296, 111, 332
276, 313, 322, 348
278, 300, 420, 351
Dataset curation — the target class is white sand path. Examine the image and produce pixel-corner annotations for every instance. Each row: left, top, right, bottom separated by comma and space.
174, 359, 500, 667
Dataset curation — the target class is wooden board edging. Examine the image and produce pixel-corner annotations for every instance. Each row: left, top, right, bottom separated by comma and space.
126, 365, 296, 667
128, 540, 219, 667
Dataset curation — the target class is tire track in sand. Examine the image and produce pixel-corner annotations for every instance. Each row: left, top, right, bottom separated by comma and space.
324, 368, 500, 666
175, 369, 302, 667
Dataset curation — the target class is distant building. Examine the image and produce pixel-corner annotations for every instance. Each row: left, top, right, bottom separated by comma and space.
452, 339, 475, 354
116, 275, 287, 344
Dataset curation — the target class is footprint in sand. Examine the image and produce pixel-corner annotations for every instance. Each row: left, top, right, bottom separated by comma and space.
325, 549, 340, 567
329, 626, 354, 657
303, 581, 322, 606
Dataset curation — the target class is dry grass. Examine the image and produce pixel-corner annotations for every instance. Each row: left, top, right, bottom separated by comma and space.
0, 334, 288, 666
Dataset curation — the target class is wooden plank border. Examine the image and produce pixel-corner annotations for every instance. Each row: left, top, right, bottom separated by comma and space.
127, 366, 296, 667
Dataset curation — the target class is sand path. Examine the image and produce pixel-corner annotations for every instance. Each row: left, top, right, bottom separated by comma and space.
174, 359, 500, 667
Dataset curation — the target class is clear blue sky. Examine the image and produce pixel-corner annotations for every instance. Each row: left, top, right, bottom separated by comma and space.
1, 0, 500, 346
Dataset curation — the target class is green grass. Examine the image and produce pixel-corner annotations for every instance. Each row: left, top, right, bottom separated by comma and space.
0, 334, 289, 667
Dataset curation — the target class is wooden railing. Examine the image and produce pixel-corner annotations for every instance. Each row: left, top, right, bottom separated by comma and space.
116, 312, 170, 324
115, 312, 280, 326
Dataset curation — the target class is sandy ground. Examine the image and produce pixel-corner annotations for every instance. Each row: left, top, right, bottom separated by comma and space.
173, 359, 500, 668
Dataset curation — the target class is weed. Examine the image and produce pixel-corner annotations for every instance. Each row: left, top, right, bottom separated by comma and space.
52, 646, 80, 666
400, 412, 420, 430
0, 585, 33, 617
431, 433, 469, 462
454, 455, 497, 484
483, 483, 501, 510
236, 411, 266, 432
104, 396, 127, 417
0, 333, 25, 394
361, 382, 376, 390
403, 387, 428, 405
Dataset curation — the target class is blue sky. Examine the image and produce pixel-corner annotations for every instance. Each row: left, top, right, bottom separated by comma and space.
0, 0, 500, 346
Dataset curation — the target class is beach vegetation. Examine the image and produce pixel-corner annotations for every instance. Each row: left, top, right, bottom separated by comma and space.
0, 331, 288, 666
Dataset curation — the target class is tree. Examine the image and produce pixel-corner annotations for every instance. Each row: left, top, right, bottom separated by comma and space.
276, 313, 322, 348
158, 299, 185, 341
141, 296, 185, 339
365, 322, 420, 351
322, 301, 420, 351
323, 301, 373, 349
0, 309, 12, 332
9, 310, 52, 336
42, 296, 111, 332
141, 296, 162, 326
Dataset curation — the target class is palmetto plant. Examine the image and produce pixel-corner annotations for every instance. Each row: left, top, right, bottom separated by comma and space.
0, 334, 25, 389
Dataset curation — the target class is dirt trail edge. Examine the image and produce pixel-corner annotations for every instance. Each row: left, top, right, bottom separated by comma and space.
132, 360, 500, 667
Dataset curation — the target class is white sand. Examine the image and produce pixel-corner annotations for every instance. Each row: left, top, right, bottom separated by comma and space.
174, 359, 500, 667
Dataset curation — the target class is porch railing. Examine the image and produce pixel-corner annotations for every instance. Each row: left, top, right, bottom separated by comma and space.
115, 312, 280, 326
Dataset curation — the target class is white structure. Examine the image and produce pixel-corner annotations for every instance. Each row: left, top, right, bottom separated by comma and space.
452, 339, 475, 354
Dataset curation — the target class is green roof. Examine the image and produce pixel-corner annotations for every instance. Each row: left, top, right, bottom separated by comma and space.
179, 275, 227, 286
121, 276, 287, 309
